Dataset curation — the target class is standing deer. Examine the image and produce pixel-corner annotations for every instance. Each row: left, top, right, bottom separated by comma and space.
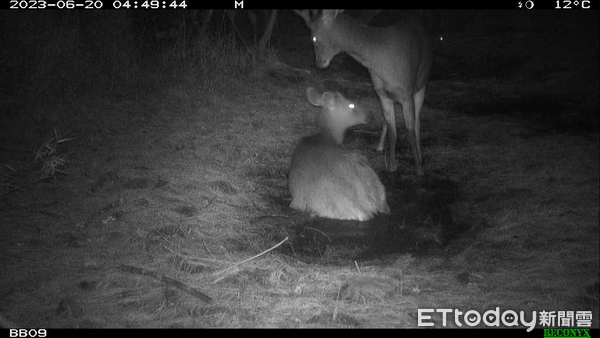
295, 10, 433, 175
289, 88, 390, 221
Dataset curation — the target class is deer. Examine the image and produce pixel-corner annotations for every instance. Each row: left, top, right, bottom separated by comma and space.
288, 87, 390, 221
295, 10, 433, 176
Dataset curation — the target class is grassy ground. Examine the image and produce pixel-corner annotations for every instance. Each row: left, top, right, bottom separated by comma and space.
0, 11, 598, 329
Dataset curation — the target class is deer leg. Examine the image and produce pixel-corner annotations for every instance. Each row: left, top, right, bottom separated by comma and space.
375, 91, 397, 172
370, 74, 398, 172
377, 122, 388, 153
400, 97, 423, 176
414, 86, 427, 166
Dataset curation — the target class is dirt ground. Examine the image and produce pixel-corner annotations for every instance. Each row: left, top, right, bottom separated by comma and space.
0, 10, 598, 329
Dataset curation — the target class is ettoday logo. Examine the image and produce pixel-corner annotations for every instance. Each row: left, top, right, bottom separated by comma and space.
418, 308, 593, 331
418, 308, 537, 331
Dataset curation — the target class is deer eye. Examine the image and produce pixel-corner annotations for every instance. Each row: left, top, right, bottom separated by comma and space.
312, 36, 317, 43
348, 104, 355, 109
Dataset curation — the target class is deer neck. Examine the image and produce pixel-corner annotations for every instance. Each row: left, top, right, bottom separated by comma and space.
332, 15, 382, 68
318, 121, 346, 145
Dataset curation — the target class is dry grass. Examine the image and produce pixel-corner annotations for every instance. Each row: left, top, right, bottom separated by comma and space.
1, 73, 596, 327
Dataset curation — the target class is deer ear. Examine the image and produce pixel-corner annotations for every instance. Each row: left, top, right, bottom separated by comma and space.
306, 87, 324, 107
321, 10, 341, 27
294, 10, 310, 25
321, 92, 336, 108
